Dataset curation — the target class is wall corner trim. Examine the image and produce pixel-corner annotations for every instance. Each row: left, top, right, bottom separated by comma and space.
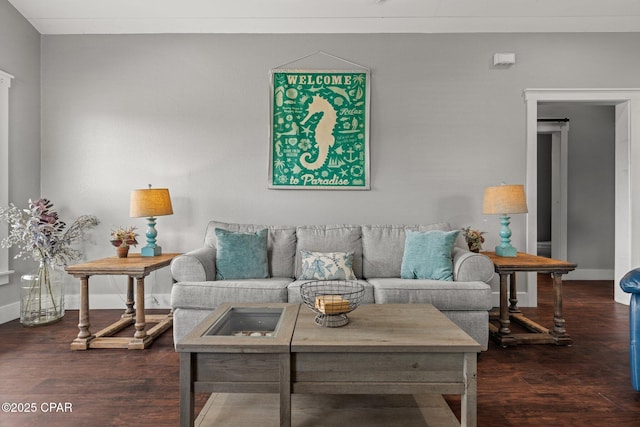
0, 70, 15, 88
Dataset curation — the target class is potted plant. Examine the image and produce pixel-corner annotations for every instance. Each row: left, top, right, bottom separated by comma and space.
110, 226, 139, 258
461, 226, 486, 253
0, 198, 99, 326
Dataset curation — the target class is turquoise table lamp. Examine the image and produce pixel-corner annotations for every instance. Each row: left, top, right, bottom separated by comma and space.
482, 184, 528, 257
130, 185, 173, 256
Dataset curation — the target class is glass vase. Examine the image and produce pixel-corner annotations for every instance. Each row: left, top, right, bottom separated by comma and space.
20, 260, 65, 326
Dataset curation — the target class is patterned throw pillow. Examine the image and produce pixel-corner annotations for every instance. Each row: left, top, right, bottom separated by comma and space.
299, 250, 356, 280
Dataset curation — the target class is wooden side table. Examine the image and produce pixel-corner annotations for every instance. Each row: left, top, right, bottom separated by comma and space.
481, 252, 576, 347
65, 253, 179, 350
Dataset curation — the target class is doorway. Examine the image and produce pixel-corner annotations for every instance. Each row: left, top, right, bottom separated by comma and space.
525, 88, 640, 306
537, 119, 569, 262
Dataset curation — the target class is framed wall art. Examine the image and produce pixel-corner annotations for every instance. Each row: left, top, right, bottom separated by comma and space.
269, 69, 370, 190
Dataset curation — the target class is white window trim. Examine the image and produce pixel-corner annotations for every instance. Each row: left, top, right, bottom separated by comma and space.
0, 69, 14, 285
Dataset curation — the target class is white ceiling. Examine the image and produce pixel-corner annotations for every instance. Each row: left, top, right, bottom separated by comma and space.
8, 0, 640, 35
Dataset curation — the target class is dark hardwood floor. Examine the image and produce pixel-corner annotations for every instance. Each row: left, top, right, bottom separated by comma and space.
0, 276, 639, 426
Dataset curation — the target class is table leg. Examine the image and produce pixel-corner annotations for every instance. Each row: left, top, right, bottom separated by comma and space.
70, 276, 95, 350
461, 352, 477, 427
499, 273, 511, 335
179, 353, 195, 427
124, 276, 135, 316
508, 272, 521, 313
134, 277, 147, 339
551, 273, 567, 337
279, 352, 291, 427
77, 276, 92, 339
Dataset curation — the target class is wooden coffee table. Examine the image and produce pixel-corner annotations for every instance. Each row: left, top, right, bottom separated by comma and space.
178, 303, 481, 427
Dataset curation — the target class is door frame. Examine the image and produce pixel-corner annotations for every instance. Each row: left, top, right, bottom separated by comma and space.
537, 120, 569, 262
525, 88, 640, 306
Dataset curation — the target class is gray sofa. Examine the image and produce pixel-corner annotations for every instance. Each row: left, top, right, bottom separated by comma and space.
170, 221, 495, 350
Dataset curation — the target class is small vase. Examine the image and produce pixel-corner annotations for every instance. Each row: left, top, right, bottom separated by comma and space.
20, 260, 64, 326
116, 246, 129, 258
467, 241, 482, 253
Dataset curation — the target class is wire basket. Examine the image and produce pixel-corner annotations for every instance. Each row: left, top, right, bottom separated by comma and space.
299, 280, 365, 327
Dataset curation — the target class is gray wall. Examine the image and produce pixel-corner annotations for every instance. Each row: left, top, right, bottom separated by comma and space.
0, 0, 40, 316
37, 33, 639, 302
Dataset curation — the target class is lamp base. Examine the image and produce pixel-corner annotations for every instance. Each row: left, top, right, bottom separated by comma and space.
495, 245, 517, 257
141, 245, 162, 257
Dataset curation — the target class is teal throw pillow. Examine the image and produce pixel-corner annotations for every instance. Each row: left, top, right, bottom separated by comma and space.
215, 228, 269, 280
299, 250, 356, 280
400, 230, 460, 281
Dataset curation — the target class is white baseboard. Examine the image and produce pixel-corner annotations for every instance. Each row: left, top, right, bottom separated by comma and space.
565, 268, 614, 281
491, 291, 535, 308
0, 301, 19, 324
0, 293, 172, 325
64, 293, 172, 310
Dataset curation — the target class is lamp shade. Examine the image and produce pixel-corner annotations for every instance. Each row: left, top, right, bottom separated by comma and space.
130, 188, 173, 218
482, 184, 528, 215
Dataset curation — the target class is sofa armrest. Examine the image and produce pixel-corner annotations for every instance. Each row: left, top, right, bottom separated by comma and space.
170, 246, 216, 282
452, 247, 494, 284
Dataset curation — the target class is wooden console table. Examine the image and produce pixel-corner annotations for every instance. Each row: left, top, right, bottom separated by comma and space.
482, 252, 576, 347
65, 253, 179, 350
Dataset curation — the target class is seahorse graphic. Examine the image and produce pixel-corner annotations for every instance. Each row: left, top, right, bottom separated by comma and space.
299, 95, 337, 171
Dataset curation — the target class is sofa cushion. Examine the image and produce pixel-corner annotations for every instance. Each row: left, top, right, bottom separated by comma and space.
214, 228, 269, 280
401, 230, 459, 281
299, 250, 356, 280
205, 221, 297, 278
362, 223, 457, 279
295, 225, 363, 278
368, 278, 492, 311
171, 278, 291, 310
